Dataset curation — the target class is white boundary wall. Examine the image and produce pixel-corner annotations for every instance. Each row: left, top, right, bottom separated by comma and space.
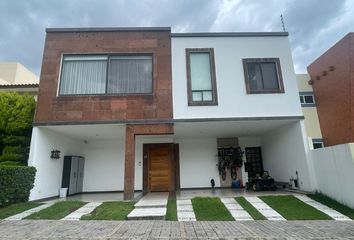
310, 143, 354, 208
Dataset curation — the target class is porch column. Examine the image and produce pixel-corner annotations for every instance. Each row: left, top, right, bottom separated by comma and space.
124, 125, 135, 200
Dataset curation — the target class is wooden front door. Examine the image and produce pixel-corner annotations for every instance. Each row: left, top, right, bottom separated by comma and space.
148, 145, 171, 192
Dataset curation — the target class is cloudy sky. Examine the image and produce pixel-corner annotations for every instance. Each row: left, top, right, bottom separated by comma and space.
0, 0, 353, 75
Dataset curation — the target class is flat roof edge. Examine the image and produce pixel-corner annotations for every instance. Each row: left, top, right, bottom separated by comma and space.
46, 27, 171, 33
33, 116, 303, 126
171, 32, 289, 37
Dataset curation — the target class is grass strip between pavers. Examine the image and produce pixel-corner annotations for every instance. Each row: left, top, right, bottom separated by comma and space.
0, 202, 42, 219
191, 197, 233, 221
81, 201, 134, 220
165, 199, 177, 221
25, 200, 86, 220
308, 193, 354, 219
260, 195, 332, 220
235, 197, 266, 220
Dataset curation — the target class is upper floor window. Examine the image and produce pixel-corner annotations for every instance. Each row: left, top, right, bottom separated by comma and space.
299, 92, 315, 107
312, 138, 324, 149
186, 48, 218, 106
242, 58, 284, 94
59, 54, 152, 95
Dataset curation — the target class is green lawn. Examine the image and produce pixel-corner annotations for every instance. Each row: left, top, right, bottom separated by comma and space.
260, 195, 332, 220
0, 202, 42, 219
165, 199, 177, 221
81, 201, 134, 220
191, 197, 233, 221
235, 197, 266, 220
25, 201, 86, 220
308, 193, 354, 219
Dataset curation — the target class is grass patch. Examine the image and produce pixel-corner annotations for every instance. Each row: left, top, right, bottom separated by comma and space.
81, 201, 134, 220
0, 202, 42, 219
165, 199, 177, 221
308, 193, 354, 219
260, 195, 332, 220
25, 200, 86, 220
235, 197, 266, 220
191, 197, 233, 221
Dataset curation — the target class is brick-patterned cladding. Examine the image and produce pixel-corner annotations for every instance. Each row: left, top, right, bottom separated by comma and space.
308, 33, 354, 146
124, 124, 174, 199
35, 30, 173, 123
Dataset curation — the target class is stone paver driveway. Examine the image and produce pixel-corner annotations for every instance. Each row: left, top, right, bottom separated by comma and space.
0, 220, 354, 239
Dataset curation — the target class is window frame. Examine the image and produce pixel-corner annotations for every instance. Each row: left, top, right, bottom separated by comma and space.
299, 92, 316, 107
186, 48, 218, 106
58, 53, 154, 97
312, 138, 324, 149
242, 58, 285, 94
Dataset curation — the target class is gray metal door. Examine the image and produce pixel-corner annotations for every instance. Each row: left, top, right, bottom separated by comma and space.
69, 157, 78, 195
76, 157, 85, 193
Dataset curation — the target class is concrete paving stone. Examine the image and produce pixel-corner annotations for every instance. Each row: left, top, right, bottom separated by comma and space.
244, 196, 263, 203
134, 192, 168, 208
128, 207, 166, 219
176, 199, 192, 205
294, 194, 352, 221
244, 196, 286, 221
176, 204, 193, 211
5, 202, 55, 220
223, 203, 244, 210
61, 202, 102, 221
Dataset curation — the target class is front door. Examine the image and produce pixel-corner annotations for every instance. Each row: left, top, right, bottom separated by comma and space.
148, 145, 171, 191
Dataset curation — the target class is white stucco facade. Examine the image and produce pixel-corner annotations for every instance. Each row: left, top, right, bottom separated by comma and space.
171, 35, 302, 119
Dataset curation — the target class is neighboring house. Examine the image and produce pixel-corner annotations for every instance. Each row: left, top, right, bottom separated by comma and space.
28, 27, 314, 201
307, 32, 354, 147
0, 62, 39, 97
296, 74, 323, 149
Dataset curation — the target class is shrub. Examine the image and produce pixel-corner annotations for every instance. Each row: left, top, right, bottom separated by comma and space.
0, 92, 35, 165
0, 166, 36, 207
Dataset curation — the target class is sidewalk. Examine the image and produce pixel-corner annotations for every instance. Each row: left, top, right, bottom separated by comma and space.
0, 220, 353, 239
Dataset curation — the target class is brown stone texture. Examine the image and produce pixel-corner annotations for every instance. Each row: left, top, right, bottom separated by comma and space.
35, 30, 173, 123
307, 33, 354, 146
124, 124, 174, 199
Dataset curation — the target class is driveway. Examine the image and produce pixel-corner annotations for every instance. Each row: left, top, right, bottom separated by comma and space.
0, 220, 354, 239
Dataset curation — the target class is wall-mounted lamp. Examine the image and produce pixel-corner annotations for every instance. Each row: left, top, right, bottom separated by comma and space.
308, 79, 314, 85
50, 149, 61, 160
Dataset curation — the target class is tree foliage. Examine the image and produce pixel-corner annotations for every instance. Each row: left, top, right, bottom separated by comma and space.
0, 92, 35, 165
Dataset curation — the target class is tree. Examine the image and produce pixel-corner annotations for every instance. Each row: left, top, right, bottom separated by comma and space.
0, 92, 35, 165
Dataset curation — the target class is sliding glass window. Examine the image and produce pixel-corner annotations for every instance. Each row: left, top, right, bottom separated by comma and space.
59, 54, 152, 95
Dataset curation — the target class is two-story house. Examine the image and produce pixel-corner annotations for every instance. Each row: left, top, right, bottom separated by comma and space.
28, 27, 314, 201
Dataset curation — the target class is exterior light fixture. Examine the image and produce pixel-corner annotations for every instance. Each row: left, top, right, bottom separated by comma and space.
50, 150, 61, 160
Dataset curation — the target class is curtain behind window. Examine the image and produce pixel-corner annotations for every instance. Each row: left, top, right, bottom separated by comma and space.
60, 56, 107, 95
107, 56, 152, 94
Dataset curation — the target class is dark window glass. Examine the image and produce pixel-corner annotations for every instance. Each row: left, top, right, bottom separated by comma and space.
313, 142, 323, 149
243, 58, 284, 94
304, 95, 314, 103
299, 96, 304, 103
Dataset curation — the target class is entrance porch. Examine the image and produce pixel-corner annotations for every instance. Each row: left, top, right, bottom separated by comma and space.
28, 118, 314, 201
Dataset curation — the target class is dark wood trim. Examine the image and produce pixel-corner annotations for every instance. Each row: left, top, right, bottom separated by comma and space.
242, 58, 285, 94
142, 143, 178, 193
143, 144, 149, 193
174, 144, 180, 191
186, 48, 218, 106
